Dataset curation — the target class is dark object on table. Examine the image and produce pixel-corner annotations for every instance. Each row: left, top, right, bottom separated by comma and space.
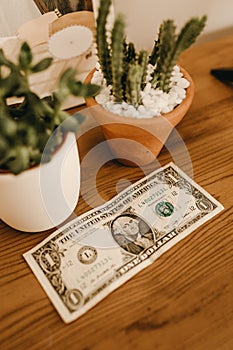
211, 67, 233, 85
33, 0, 93, 15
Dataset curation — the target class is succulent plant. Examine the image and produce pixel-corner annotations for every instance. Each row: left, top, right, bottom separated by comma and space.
96, 0, 207, 106
0, 42, 100, 175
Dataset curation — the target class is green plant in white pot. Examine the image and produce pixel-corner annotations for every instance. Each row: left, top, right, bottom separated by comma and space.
85, 0, 207, 166
0, 42, 100, 232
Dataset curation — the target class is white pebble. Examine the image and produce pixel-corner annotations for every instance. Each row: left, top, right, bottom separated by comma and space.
161, 105, 172, 114
176, 98, 183, 104
91, 65, 189, 119
144, 82, 152, 94
171, 86, 186, 99
173, 65, 180, 73
95, 93, 109, 104
177, 77, 190, 89
95, 62, 101, 70
171, 74, 182, 82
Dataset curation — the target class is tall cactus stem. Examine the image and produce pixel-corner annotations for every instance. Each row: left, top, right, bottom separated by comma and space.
138, 50, 149, 90
126, 64, 143, 107
151, 16, 207, 92
96, 0, 112, 86
111, 14, 125, 102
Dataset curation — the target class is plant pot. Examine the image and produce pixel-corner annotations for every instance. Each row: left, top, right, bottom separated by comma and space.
0, 133, 80, 232
85, 67, 194, 166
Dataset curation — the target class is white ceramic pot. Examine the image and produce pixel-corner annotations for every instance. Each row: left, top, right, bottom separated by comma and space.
0, 132, 80, 232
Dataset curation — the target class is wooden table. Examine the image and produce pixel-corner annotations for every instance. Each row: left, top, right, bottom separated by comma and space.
0, 35, 233, 350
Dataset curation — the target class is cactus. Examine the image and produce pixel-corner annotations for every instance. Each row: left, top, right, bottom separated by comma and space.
96, 1, 146, 107
96, 0, 112, 86
111, 14, 125, 102
150, 16, 207, 92
138, 50, 149, 90
121, 42, 136, 100
126, 64, 143, 107
149, 19, 176, 88
126, 43, 136, 64
0, 42, 100, 174
95, 0, 207, 106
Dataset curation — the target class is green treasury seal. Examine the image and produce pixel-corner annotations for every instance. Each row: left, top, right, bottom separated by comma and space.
155, 201, 174, 217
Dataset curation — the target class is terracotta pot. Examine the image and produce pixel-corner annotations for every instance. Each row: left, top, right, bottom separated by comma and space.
85, 67, 194, 166
0, 133, 80, 232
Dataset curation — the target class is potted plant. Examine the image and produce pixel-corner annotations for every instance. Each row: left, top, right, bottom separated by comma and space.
85, 0, 207, 166
0, 41, 99, 232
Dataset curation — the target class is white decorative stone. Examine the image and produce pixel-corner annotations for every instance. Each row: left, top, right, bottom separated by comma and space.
177, 77, 190, 89
92, 65, 189, 119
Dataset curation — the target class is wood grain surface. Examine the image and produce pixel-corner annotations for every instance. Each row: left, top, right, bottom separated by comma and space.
0, 35, 233, 350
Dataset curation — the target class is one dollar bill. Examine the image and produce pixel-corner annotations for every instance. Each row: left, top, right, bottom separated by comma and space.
23, 163, 224, 323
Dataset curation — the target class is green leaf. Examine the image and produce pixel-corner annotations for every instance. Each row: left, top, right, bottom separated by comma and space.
0, 136, 8, 159
59, 68, 76, 87
0, 71, 22, 98
0, 49, 14, 67
7, 146, 30, 175
62, 118, 80, 132
42, 129, 64, 156
40, 153, 52, 164
61, 112, 86, 133
31, 57, 53, 73
70, 82, 100, 97
73, 112, 86, 125
19, 42, 33, 70
23, 126, 39, 148
0, 117, 17, 137
0, 49, 7, 65
38, 133, 50, 151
